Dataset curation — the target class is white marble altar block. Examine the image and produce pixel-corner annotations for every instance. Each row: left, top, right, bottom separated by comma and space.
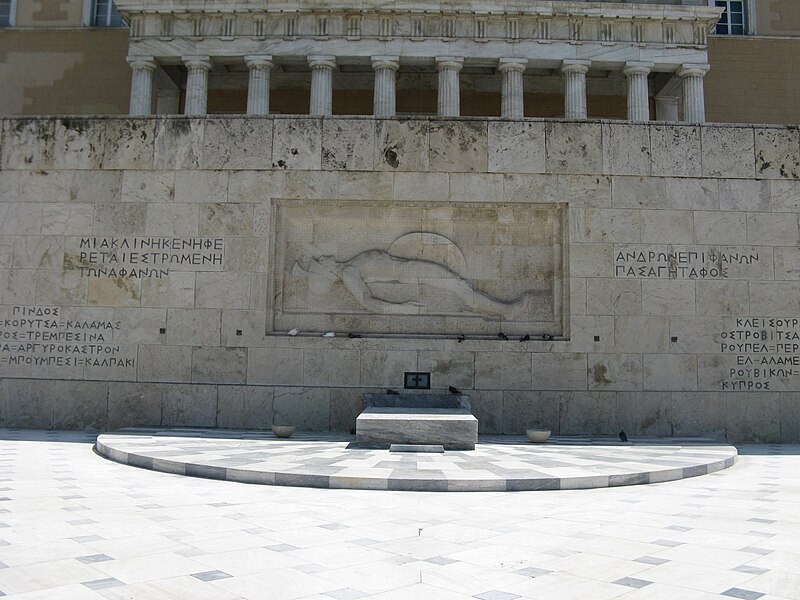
270, 200, 566, 337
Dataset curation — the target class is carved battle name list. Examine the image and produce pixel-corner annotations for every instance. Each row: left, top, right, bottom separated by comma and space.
66, 237, 225, 278
614, 245, 764, 279
718, 317, 800, 391
0, 306, 133, 370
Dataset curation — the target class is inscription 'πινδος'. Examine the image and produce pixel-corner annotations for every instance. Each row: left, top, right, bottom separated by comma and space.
614, 245, 763, 279
0, 306, 135, 372
64, 237, 225, 278
716, 317, 800, 391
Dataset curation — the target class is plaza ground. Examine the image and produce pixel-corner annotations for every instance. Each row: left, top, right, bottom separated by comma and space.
0, 430, 797, 599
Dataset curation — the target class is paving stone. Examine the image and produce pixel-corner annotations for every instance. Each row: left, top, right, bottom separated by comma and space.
722, 588, 765, 600
191, 570, 232, 581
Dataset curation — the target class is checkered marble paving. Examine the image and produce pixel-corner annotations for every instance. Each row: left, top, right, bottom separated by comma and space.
0, 429, 798, 600
96, 428, 737, 492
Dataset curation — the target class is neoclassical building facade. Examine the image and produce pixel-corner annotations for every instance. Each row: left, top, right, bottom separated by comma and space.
119, 1, 721, 123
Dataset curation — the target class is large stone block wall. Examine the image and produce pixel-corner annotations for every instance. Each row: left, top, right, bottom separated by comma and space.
0, 115, 798, 442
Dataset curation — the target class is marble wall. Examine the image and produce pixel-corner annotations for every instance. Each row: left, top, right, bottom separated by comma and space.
0, 116, 798, 442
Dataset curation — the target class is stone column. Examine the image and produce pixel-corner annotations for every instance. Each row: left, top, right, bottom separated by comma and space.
498, 58, 527, 118
244, 55, 273, 115
183, 55, 212, 116
308, 55, 336, 116
678, 63, 709, 123
561, 59, 591, 120
436, 56, 464, 117
655, 96, 679, 122
371, 56, 400, 117
623, 61, 653, 122
127, 56, 156, 116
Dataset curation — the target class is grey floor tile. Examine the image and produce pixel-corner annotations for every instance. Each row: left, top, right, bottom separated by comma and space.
733, 565, 769, 575
741, 546, 772, 555
613, 577, 652, 589
425, 556, 458, 565
652, 539, 682, 547
634, 556, 669, 565
192, 570, 232, 582
474, 591, 520, 600
722, 588, 765, 600
82, 578, 124, 590
266, 543, 301, 552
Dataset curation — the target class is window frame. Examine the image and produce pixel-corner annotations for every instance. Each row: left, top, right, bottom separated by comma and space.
710, 0, 748, 36
0, 0, 17, 28
84, 0, 126, 28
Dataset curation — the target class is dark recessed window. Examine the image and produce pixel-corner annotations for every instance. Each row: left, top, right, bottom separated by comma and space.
714, 0, 746, 36
93, 0, 126, 27
0, 0, 13, 27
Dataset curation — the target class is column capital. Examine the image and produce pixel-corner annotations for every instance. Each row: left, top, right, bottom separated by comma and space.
623, 61, 654, 77
182, 55, 212, 71
127, 56, 157, 71
371, 55, 400, 71
677, 63, 710, 79
435, 56, 464, 72
560, 59, 591, 75
244, 55, 273, 69
308, 55, 337, 70
498, 57, 527, 73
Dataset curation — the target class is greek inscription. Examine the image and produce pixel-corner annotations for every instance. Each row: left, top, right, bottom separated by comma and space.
717, 317, 800, 391
66, 237, 225, 278
614, 245, 763, 279
0, 306, 135, 373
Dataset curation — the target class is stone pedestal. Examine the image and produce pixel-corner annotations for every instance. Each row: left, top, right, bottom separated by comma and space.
356, 393, 477, 450
356, 408, 478, 451
436, 56, 464, 117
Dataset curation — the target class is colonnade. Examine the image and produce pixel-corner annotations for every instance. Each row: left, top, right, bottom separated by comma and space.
127, 55, 710, 122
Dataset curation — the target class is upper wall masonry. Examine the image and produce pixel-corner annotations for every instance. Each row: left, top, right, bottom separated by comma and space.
117, 0, 722, 122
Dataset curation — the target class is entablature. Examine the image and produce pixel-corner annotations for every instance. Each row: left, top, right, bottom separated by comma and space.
116, 1, 723, 49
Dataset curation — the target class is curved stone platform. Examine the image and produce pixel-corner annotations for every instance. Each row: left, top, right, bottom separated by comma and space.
96, 428, 737, 492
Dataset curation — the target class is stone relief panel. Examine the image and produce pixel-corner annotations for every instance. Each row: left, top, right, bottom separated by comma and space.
270, 201, 566, 337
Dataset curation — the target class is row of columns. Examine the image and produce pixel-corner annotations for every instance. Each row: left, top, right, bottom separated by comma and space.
127, 55, 709, 122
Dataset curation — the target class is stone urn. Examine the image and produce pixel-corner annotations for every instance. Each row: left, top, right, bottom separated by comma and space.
272, 425, 296, 438
526, 429, 551, 443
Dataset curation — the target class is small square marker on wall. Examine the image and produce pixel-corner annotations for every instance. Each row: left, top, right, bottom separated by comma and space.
404, 372, 431, 389
159, 328, 166, 334
593, 335, 600, 342
236, 330, 242, 336
671, 336, 678, 342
